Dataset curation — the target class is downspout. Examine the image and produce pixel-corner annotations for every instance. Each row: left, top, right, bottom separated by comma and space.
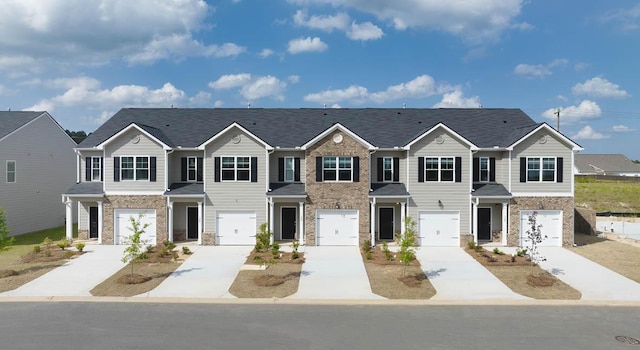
369, 149, 377, 247
266, 149, 275, 241
470, 150, 478, 237
74, 149, 82, 183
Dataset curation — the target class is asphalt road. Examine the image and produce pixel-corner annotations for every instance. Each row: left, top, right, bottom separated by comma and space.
0, 303, 638, 350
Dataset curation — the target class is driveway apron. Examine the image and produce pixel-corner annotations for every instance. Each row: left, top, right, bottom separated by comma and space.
537, 247, 640, 301
290, 246, 383, 299
416, 247, 529, 300
1, 245, 126, 297
138, 246, 252, 298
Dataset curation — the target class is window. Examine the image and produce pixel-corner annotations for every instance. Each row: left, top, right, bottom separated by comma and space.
424, 157, 455, 182
187, 157, 197, 182
479, 157, 489, 182
284, 157, 295, 182
323, 156, 352, 181
221, 156, 250, 181
121, 156, 149, 181
383, 157, 393, 182
527, 157, 555, 182
6, 160, 15, 183
91, 157, 101, 181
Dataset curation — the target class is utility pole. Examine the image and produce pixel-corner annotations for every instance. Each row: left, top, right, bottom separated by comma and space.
554, 108, 560, 132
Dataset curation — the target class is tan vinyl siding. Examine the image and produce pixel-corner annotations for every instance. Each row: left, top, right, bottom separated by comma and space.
408, 129, 471, 234
204, 127, 267, 235
79, 150, 103, 182
370, 151, 406, 183
168, 151, 205, 184
104, 128, 166, 192
0, 114, 77, 235
269, 151, 306, 183
510, 130, 573, 193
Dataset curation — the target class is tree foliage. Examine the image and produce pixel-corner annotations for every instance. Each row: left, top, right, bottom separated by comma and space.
65, 130, 89, 144
121, 214, 150, 277
0, 206, 15, 252
396, 216, 419, 277
523, 211, 547, 274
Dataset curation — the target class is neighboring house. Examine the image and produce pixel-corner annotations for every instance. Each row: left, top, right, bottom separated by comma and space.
574, 154, 640, 177
0, 111, 78, 235
63, 108, 582, 248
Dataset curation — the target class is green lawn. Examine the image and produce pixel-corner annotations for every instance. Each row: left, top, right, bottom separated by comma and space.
575, 178, 640, 213
1, 225, 77, 260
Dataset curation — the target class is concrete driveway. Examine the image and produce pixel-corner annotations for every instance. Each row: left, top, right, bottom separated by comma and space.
290, 246, 383, 299
416, 247, 529, 301
1, 245, 126, 297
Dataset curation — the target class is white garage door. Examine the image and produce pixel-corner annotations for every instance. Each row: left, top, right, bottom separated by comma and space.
216, 211, 256, 245
520, 210, 562, 247
418, 211, 460, 247
115, 209, 157, 245
316, 210, 359, 246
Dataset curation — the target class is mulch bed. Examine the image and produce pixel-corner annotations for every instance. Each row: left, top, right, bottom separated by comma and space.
228, 249, 305, 298
0, 270, 19, 278
244, 250, 305, 264
21, 249, 83, 264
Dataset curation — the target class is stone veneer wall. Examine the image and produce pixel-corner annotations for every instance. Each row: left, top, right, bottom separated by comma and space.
508, 196, 574, 247
575, 208, 596, 235
202, 232, 215, 245
173, 229, 186, 242
102, 195, 167, 245
77, 230, 88, 240
459, 234, 473, 248
305, 130, 371, 245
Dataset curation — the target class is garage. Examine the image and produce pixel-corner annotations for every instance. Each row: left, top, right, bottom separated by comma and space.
520, 210, 562, 247
316, 210, 359, 246
418, 211, 460, 247
115, 209, 157, 245
216, 210, 256, 245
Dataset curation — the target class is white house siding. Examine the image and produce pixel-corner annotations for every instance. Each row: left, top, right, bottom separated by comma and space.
167, 150, 205, 184
104, 128, 166, 192
268, 151, 306, 183
370, 151, 406, 183
0, 114, 77, 235
203, 127, 267, 244
78, 150, 103, 183
408, 129, 471, 240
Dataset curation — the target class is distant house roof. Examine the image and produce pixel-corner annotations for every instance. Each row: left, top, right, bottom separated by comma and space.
78, 108, 572, 150
575, 154, 640, 175
0, 111, 45, 141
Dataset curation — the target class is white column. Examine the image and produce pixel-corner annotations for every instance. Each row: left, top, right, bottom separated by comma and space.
472, 200, 478, 243
298, 201, 305, 245
64, 197, 73, 240
400, 201, 406, 237
97, 200, 103, 244
370, 198, 376, 245
197, 201, 203, 245
167, 201, 174, 242
269, 199, 275, 244
501, 202, 508, 246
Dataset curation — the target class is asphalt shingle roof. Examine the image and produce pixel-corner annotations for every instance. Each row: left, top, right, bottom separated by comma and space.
78, 108, 543, 149
267, 183, 307, 196
472, 183, 512, 197
370, 183, 410, 197
164, 183, 204, 196
64, 182, 104, 195
0, 111, 44, 140
575, 154, 640, 174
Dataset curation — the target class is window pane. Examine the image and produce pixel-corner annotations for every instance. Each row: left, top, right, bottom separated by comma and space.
383, 158, 393, 181
121, 157, 134, 168
136, 169, 149, 180
338, 157, 351, 169
222, 169, 235, 181
136, 157, 148, 169
527, 158, 541, 182
237, 157, 250, 169
528, 170, 540, 181
285, 157, 294, 182
324, 170, 336, 181
188, 157, 196, 168
542, 158, 555, 170
425, 158, 438, 170
441, 158, 454, 170
122, 169, 134, 180
7, 161, 15, 172
479, 158, 489, 182
338, 169, 352, 181
221, 157, 234, 168
237, 169, 250, 181
323, 157, 336, 169
188, 170, 196, 180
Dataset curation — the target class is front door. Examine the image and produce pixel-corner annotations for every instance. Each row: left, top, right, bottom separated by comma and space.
187, 207, 198, 240
89, 206, 98, 239
281, 207, 296, 240
379, 207, 394, 240
478, 208, 492, 241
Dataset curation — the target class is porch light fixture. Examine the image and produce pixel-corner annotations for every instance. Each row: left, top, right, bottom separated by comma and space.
335, 201, 340, 209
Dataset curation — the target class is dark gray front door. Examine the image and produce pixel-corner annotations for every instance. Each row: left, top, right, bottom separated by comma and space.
89, 206, 98, 239
187, 207, 198, 240
478, 208, 491, 240
379, 207, 394, 240
281, 207, 296, 240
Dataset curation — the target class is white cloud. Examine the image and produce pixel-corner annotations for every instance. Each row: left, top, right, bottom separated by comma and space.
331, 104, 341, 108
259, 48, 275, 58
612, 125, 634, 132
305, 85, 370, 104
208, 73, 287, 101
287, 36, 328, 54
214, 100, 224, 108
125, 36, 245, 64
571, 125, 609, 140
433, 88, 480, 108
542, 100, 602, 124
293, 10, 384, 41
599, 4, 640, 31
511, 22, 534, 31
287, 0, 525, 43
514, 59, 567, 78
574, 62, 589, 71
0, 84, 13, 96
288, 75, 300, 84
208, 74, 253, 90
572, 77, 629, 99
347, 21, 384, 41
556, 95, 568, 102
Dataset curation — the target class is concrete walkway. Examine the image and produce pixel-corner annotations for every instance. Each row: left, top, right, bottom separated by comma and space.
137, 246, 252, 298
1, 245, 126, 297
416, 247, 529, 301
290, 246, 383, 299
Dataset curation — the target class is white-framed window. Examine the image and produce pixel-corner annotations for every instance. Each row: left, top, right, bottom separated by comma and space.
187, 156, 197, 182
383, 157, 393, 182
527, 157, 556, 182
121, 156, 149, 181
479, 157, 490, 182
221, 156, 250, 181
323, 156, 352, 182
284, 157, 295, 182
6, 160, 15, 183
91, 157, 101, 181
424, 156, 454, 182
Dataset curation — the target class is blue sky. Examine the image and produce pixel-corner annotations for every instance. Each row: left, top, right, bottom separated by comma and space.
1, 1, 639, 158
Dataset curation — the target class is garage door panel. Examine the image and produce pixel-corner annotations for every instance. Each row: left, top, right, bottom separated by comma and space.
520, 210, 562, 247
115, 209, 157, 245
216, 211, 256, 245
317, 210, 358, 246
418, 211, 460, 247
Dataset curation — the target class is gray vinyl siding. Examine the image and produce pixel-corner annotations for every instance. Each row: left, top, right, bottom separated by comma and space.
408, 130, 471, 234
168, 151, 205, 184
79, 150, 103, 183
370, 151, 406, 183
78, 202, 90, 231
474, 151, 508, 185
104, 128, 166, 192
510, 129, 573, 193
0, 114, 77, 235
173, 202, 190, 231
269, 151, 305, 183
204, 127, 267, 235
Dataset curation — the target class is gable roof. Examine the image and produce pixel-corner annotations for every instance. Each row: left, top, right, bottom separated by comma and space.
0, 111, 46, 141
78, 108, 568, 150
575, 154, 640, 174
301, 123, 375, 150
507, 123, 582, 151
96, 123, 172, 150
404, 122, 479, 150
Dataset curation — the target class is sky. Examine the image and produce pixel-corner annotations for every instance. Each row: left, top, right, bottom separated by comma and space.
0, 1, 639, 158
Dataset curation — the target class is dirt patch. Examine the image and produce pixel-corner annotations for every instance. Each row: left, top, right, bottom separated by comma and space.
0, 270, 19, 278
117, 273, 152, 284
571, 232, 640, 283
229, 263, 302, 298
245, 250, 305, 264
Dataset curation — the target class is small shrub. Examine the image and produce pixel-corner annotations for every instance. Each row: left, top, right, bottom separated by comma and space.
382, 242, 394, 261
365, 251, 372, 260
44, 250, 52, 257
181, 246, 192, 255
172, 251, 179, 261
271, 241, 280, 259
254, 223, 271, 253
137, 252, 148, 260
64, 251, 74, 259
291, 240, 300, 260
57, 242, 66, 250
64, 238, 73, 247
163, 240, 176, 250
467, 241, 477, 250
516, 248, 528, 257
492, 247, 505, 255
146, 245, 154, 253
75, 242, 85, 252
42, 237, 54, 251
362, 239, 372, 254
33, 245, 41, 253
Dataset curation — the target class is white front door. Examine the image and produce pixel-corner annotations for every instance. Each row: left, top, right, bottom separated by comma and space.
316, 210, 359, 246
520, 210, 562, 247
115, 209, 157, 245
216, 210, 256, 245
418, 211, 460, 247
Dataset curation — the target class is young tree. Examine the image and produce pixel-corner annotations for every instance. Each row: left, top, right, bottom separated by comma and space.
121, 214, 150, 277
523, 211, 547, 274
0, 206, 15, 252
396, 216, 419, 277
255, 223, 277, 275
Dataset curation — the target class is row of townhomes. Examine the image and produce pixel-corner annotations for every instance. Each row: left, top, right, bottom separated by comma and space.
63, 108, 582, 248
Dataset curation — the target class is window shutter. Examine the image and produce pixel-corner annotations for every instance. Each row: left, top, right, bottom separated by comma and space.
520, 157, 526, 183
150, 157, 157, 182
197, 157, 203, 182
418, 157, 424, 183
114, 157, 120, 182
490, 157, 496, 182
278, 158, 284, 182
557, 157, 563, 183
214, 157, 221, 182
316, 157, 322, 182
250, 157, 258, 182
393, 157, 400, 182
473, 158, 479, 182
353, 156, 360, 182
100, 157, 104, 181
85, 157, 90, 181
455, 157, 462, 183
181, 157, 187, 181
377, 158, 383, 182
294, 157, 301, 182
